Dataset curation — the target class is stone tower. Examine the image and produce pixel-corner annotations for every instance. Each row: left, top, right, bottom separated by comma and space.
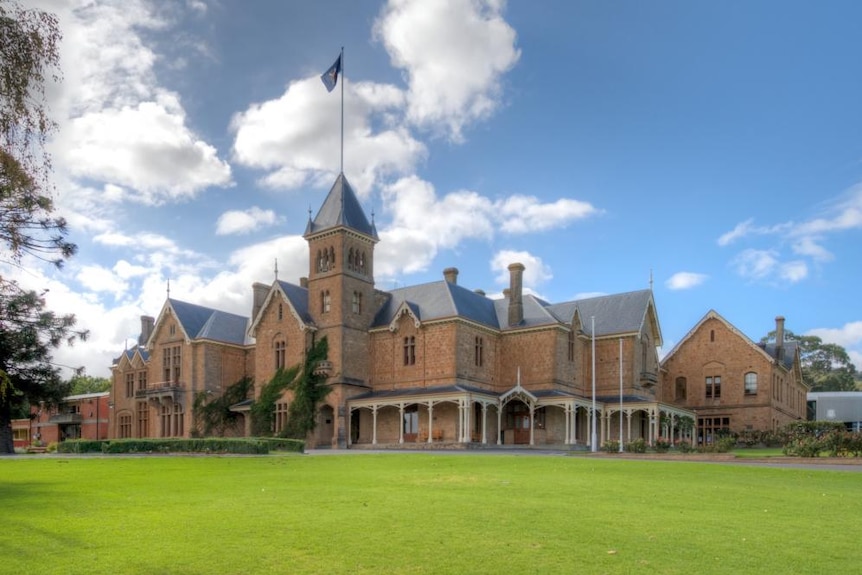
303, 173, 378, 446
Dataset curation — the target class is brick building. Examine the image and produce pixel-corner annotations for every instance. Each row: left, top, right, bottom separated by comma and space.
660, 311, 808, 444
111, 173, 695, 448
12, 391, 110, 448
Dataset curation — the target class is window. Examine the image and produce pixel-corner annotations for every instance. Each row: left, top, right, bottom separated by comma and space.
403, 336, 416, 366
278, 303, 283, 321
169, 324, 176, 336
274, 402, 289, 434
13, 428, 28, 441
568, 330, 575, 362
136, 401, 149, 437
710, 329, 715, 342
675, 377, 687, 401
163, 345, 181, 383
474, 336, 484, 367
137, 370, 147, 391
321, 290, 331, 313
705, 375, 721, 399
352, 291, 362, 314
275, 340, 286, 370
698, 416, 730, 446
118, 414, 132, 438
125, 373, 134, 398
348, 248, 355, 271
744, 372, 758, 395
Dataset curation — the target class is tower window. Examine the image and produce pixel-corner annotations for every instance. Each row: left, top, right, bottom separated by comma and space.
403, 336, 416, 366
352, 291, 362, 314
321, 290, 331, 313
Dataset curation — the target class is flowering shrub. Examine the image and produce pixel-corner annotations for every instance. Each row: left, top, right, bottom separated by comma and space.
602, 440, 620, 453
625, 438, 647, 453
654, 439, 671, 453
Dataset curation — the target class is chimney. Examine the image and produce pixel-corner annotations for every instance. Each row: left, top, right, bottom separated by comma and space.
507, 262, 525, 327
300, 277, 308, 288
443, 267, 459, 285
252, 282, 269, 320
775, 315, 785, 361
139, 315, 155, 346
474, 288, 486, 297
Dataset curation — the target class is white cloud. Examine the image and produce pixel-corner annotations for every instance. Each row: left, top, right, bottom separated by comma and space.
498, 195, 599, 234
792, 236, 833, 262
665, 272, 708, 291
76, 264, 129, 298
374, 0, 520, 142
717, 219, 755, 246
491, 249, 552, 288
43, 0, 232, 210
216, 207, 282, 236
779, 261, 808, 282
231, 78, 425, 196
807, 321, 862, 370
732, 249, 779, 281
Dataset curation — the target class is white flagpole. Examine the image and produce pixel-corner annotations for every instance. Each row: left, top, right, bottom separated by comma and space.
591, 315, 597, 452
619, 337, 624, 453
340, 46, 344, 175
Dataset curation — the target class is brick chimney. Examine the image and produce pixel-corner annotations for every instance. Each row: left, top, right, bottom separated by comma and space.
507, 263, 525, 327
443, 267, 459, 285
252, 282, 269, 320
300, 277, 308, 288
139, 315, 154, 345
775, 315, 785, 361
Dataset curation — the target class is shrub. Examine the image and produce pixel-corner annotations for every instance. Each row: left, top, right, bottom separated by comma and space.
783, 437, 824, 458
57, 440, 105, 454
257, 437, 305, 453
654, 439, 671, 453
100, 438, 271, 455
601, 440, 620, 453
714, 437, 736, 453
625, 438, 647, 453
675, 440, 694, 453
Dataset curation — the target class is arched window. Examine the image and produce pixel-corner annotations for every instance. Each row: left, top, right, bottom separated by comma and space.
321, 290, 331, 313
348, 248, 355, 271
329, 247, 335, 268
744, 372, 758, 395
358, 251, 366, 274
275, 339, 286, 370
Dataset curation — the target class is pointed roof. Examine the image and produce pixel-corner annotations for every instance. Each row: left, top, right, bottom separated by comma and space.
247, 280, 316, 337
371, 280, 500, 330
661, 309, 776, 366
152, 299, 250, 346
304, 173, 378, 240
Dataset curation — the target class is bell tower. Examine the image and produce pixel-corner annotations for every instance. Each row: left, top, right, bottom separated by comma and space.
304, 173, 377, 445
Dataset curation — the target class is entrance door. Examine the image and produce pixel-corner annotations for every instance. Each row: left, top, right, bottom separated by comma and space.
403, 406, 419, 442
506, 401, 531, 445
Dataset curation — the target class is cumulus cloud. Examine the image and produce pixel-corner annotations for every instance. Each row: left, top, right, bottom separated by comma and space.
491, 249, 552, 288
231, 78, 425, 196
665, 272, 708, 291
807, 321, 862, 370
498, 195, 599, 234
374, 176, 597, 279
46, 0, 232, 209
720, 186, 862, 283
216, 207, 282, 236
374, 0, 520, 142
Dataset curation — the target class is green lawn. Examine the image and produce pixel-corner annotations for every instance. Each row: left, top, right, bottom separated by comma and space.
1, 453, 859, 574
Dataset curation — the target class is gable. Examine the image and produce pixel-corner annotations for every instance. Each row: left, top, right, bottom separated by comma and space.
661, 310, 774, 367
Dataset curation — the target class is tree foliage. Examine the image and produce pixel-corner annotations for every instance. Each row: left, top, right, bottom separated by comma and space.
282, 337, 330, 440
193, 377, 253, 437
0, 1, 74, 268
68, 374, 111, 395
0, 2, 86, 454
250, 365, 300, 437
761, 329, 858, 392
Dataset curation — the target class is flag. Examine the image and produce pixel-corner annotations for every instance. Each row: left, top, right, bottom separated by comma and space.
321, 54, 342, 92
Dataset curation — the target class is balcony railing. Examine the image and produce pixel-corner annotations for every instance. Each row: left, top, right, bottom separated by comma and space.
135, 381, 185, 399
48, 413, 83, 424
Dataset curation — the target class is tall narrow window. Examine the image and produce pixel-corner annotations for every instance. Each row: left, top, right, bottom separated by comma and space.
403, 336, 416, 365
136, 401, 149, 438
321, 290, 331, 313
278, 303, 283, 321
675, 377, 687, 400
275, 340, 286, 370
705, 375, 721, 399
567, 330, 575, 362
125, 373, 134, 398
137, 370, 147, 391
710, 329, 715, 342
474, 336, 484, 367
744, 372, 758, 395
118, 414, 132, 438
274, 402, 289, 434
352, 291, 362, 314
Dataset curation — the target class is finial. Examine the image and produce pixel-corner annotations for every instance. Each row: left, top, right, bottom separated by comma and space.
274, 258, 279, 281
308, 205, 312, 221
649, 268, 654, 291
167, 278, 171, 298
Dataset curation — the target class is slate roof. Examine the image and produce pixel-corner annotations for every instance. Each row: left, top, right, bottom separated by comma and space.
372, 282, 657, 339
351, 384, 496, 401
304, 173, 378, 239
372, 280, 500, 329
758, 340, 800, 370
277, 280, 313, 324
169, 299, 250, 345
112, 346, 149, 366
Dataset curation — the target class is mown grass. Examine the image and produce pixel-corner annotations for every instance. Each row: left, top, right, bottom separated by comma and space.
1, 453, 859, 574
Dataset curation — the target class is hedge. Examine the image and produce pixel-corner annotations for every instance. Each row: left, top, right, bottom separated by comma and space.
57, 437, 305, 455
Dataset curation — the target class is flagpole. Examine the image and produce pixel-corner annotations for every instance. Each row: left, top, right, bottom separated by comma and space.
340, 46, 344, 175
591, 315, 597, 452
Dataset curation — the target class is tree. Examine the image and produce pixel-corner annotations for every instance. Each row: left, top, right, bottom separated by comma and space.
68, 374, 111, 395
761, 329, 858, 392
0, 2, 86, 454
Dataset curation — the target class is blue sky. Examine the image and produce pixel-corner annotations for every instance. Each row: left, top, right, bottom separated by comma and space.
11, 0, 862, 377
